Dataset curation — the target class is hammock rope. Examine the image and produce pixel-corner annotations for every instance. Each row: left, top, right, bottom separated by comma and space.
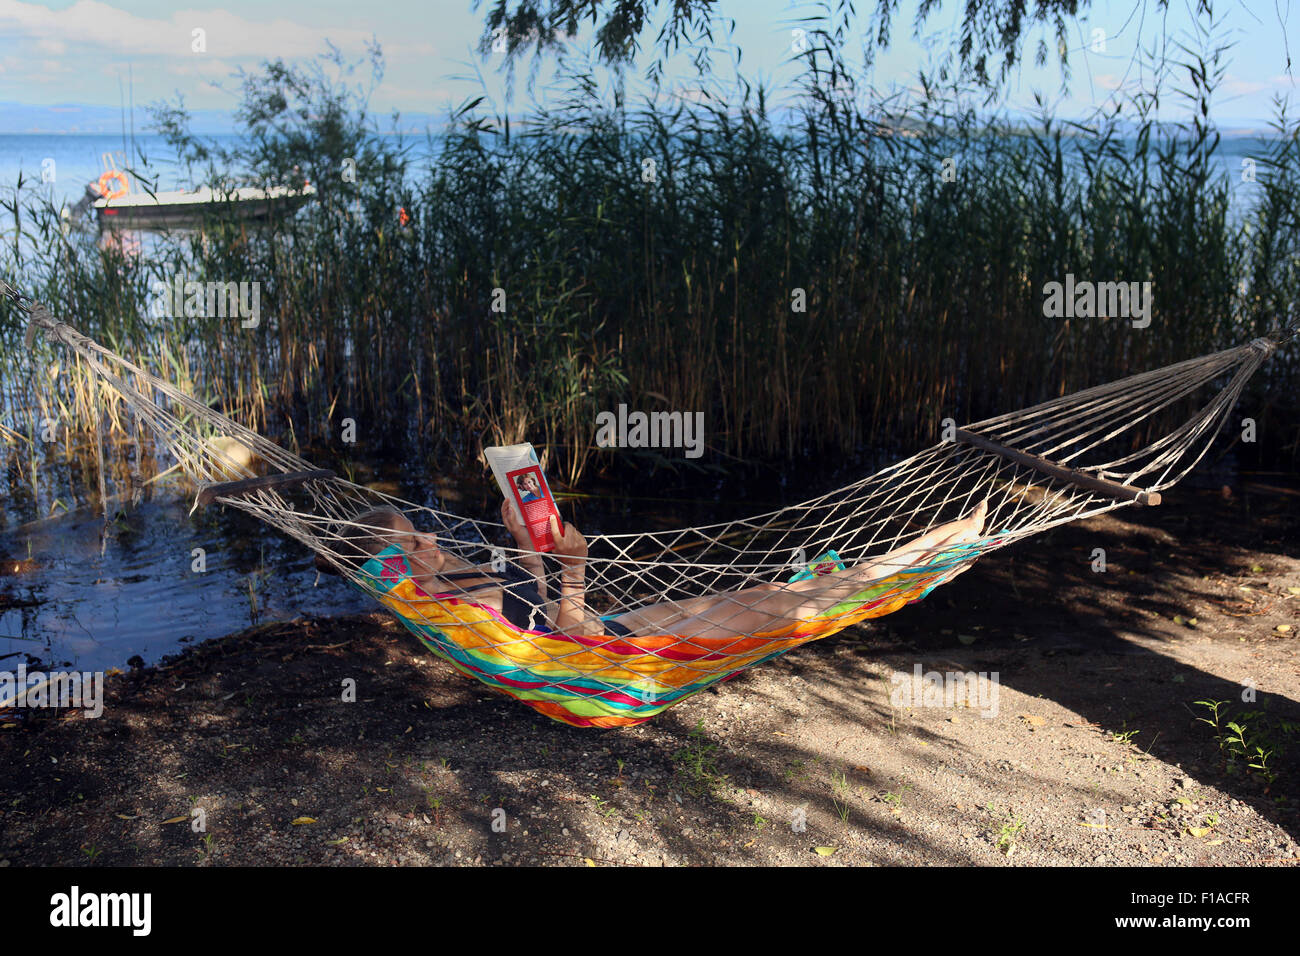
4, 277, 1291, 728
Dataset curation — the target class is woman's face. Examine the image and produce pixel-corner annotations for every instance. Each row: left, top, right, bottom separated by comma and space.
383, 513, 446, 579
522, 474, 540, 494
406, 530, 447, 579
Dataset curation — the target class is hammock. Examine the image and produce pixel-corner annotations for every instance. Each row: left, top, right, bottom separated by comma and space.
5, 279, 1293, 728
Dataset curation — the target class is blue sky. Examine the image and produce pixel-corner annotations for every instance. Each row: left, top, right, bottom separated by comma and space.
0, 0, 1296, 131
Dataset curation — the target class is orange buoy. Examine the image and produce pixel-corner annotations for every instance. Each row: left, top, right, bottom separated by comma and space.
96, 170, 129, 200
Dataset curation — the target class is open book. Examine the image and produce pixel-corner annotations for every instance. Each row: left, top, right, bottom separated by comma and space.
484, 443, 562, 553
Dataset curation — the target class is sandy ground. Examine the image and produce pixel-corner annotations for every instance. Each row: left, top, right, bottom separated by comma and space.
1, 486, 1297, 867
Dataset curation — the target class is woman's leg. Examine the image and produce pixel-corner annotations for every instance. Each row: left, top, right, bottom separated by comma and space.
608, 499, 989, 637
861, 498, 987, 564
828, 497, 986, 586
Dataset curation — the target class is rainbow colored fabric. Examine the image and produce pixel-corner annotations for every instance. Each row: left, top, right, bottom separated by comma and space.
352, 541, 991, 728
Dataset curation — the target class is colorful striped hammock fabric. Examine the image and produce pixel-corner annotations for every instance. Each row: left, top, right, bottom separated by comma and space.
354, 539, 995, 727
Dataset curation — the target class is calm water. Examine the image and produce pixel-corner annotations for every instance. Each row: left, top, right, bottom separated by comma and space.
0, 497, 372, 672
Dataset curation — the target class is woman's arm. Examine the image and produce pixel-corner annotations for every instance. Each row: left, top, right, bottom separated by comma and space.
500, 501, 593, 632
547, 514, 592, 634
500, 500, 548, 604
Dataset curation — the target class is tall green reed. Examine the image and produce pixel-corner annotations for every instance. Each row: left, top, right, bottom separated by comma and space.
0, 20, 1296, 524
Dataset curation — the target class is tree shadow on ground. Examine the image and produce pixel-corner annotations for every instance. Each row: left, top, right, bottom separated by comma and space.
751, 485, 1300, 846
1, 489, 1295, 865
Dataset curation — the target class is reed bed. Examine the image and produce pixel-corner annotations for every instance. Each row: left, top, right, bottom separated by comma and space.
1, 35, 1297, 521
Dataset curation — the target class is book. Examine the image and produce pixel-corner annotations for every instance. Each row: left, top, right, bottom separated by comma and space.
483, 442, 562, 553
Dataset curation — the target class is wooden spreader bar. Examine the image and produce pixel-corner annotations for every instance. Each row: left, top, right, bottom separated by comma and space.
954, 429, 1161, 507
196, 468, 337, 508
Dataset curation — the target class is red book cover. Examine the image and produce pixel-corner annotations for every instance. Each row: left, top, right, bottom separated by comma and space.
485, 444, 562, 553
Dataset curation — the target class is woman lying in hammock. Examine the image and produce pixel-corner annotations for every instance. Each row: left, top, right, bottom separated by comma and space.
337, 497, 989, 641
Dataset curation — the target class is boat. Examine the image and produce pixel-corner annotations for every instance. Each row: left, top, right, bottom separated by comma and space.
93, 182, 316, 230
69, 152, 315, 231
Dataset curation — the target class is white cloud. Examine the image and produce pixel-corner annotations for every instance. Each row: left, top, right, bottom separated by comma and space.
0, 0, 436, 61
161, 58, 237, 79
1224, 75, 1271, 96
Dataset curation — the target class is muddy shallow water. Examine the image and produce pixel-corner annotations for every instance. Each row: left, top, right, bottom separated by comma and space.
0, 495, 373, 672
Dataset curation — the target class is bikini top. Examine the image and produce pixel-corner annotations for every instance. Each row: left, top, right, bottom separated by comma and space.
438, 561, 550, 632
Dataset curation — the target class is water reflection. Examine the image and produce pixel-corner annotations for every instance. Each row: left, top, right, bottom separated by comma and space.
97, 227, 143, 257
0, 495, 372, 672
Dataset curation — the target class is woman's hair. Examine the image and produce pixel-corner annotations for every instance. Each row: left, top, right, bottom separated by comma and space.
316, 506, 411, 574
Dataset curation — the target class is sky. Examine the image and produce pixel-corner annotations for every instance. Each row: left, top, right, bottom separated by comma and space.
0, 0, 1296, 132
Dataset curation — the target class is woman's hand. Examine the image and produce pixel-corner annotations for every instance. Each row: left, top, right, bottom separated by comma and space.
500, 500, 532, 550
548, 514, 588, 570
